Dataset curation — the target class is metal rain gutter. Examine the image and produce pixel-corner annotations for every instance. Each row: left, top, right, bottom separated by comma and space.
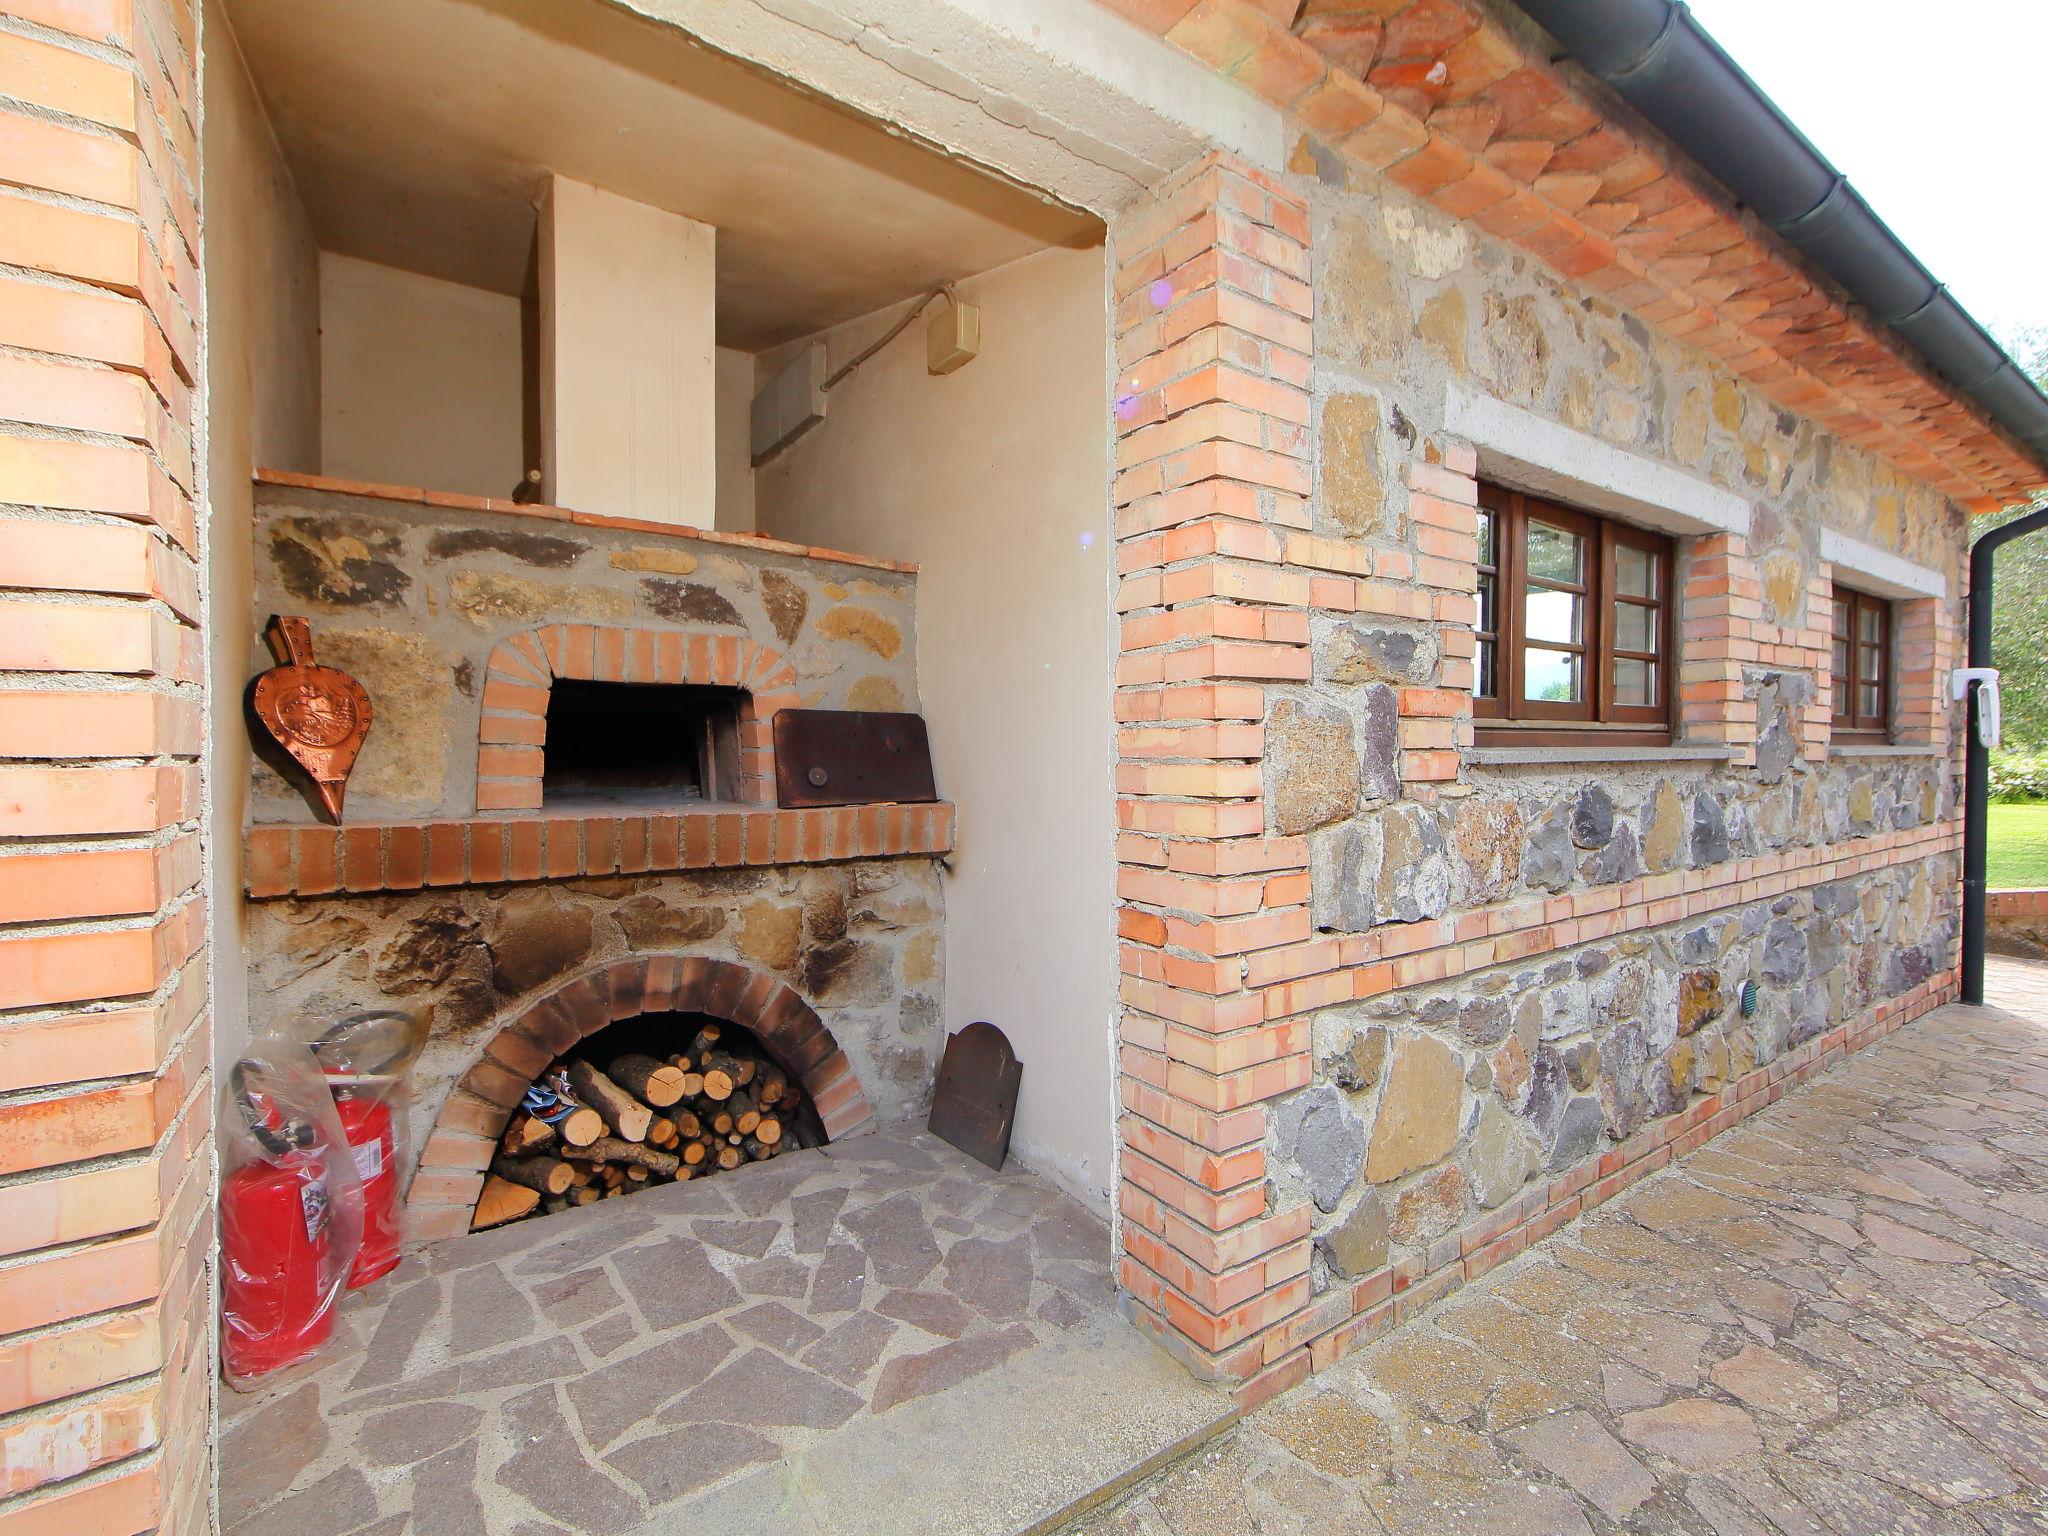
1507, 0, 2048, 482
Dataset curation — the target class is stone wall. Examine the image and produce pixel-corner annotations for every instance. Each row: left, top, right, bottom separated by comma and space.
248, 476, 922, 823
1288, 853, 1953, 1290
1263, 162, 1969, 1292
1108, 152, 1967, 1403
245, 855, 946, 1175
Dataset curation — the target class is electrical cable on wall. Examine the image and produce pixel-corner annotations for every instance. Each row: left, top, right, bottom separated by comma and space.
822, 286, 958, 392
749, 284, 979, 465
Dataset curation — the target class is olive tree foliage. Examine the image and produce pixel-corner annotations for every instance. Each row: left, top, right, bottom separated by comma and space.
1976, 326, 2048, 754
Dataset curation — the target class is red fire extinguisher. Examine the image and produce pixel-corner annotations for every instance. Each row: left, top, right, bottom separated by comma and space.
314, 1011, 424, 1290
220, 1063, 339, 1380
328, 1083, 399, 1287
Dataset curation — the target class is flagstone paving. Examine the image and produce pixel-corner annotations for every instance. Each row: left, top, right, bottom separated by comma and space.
221, 1128, 1144, 1536
1071, 957, 2048, 1535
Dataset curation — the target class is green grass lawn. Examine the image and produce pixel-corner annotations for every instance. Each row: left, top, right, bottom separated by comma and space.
1988, 801, 2048, 888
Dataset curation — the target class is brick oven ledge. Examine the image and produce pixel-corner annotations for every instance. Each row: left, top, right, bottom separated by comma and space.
244, 802, 954, 898
251, 468, 919, 573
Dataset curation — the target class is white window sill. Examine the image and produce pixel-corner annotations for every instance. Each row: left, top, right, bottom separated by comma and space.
1827, 743, 1945, 760
1466, 743, 1735, 767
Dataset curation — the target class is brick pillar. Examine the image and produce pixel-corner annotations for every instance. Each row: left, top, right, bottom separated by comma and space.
0, 3, 210, 1533
1893, 594, 1956, 751
1110, 152, 1320, 1389
1398, 456, 1480, 797
1802, 567, 1836, 761
1678, 533, 1762, 763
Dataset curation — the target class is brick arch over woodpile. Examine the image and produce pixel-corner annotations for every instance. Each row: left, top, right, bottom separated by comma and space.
475, 624, 802, 811
404, 955, 874, 1241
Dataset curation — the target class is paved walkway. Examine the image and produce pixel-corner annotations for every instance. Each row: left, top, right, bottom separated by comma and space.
1075, 959, 2048, 1535
221, 1127, 1228, 1536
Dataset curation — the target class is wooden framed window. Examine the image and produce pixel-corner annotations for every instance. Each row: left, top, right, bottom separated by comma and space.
1830, 585, 1891, 741
1473, 483, 1674, 744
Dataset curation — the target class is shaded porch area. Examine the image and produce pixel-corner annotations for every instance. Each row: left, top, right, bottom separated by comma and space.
222, 1129, 1230, 1536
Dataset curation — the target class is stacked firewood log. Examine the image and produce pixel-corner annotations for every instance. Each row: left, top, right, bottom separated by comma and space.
471, 1024, 819, 1229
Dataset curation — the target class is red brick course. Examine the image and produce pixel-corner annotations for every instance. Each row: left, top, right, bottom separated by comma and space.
242, 802, 954, 898
0, 1, 209, 1523
1987, 889, 2048, 918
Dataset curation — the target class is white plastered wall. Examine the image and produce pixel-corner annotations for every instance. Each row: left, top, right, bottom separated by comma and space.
319, 253, 527, 499
751, 246, 1117, 1206
200, 0, 322, 1062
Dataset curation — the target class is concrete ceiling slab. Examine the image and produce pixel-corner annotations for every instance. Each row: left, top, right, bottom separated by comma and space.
222, 0, 1103, 349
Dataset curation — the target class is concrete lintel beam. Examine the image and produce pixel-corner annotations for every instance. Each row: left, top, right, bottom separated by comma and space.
1445, 384, 1755, 541
611, 0, 1287, 216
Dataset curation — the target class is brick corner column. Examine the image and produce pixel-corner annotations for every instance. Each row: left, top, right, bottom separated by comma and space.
1109, 151, 1322, 1392
1801, 563, 1836, 762
1679, 532, 1762, 764
1396, 451, 1480, 800
1893, 592, 1957, 754
0, 2, 211, 1532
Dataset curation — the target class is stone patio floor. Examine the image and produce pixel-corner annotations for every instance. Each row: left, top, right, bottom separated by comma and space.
1072, 957, 2048, 1536
221, 1127, 1229, 1536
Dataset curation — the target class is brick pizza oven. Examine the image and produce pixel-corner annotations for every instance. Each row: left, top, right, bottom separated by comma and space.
240, 472, 954, 1241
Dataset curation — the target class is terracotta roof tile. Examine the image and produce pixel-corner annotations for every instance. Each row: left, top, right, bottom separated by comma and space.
1109, 0, 2043, 502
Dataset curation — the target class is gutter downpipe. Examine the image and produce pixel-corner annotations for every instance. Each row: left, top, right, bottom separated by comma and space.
1963, 508, 2048, 1003
1505, 0, 2048, 473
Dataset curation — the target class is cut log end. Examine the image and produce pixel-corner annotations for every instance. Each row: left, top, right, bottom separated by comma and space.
492, 1153, 575, 1196
472, 1175, 541, 1229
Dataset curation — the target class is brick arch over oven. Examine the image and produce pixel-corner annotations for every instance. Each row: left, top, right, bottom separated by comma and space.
404, 954, 875, 1241
474, 624, 802, 811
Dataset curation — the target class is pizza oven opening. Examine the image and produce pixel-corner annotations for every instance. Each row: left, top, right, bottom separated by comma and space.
541, 679, 747, 809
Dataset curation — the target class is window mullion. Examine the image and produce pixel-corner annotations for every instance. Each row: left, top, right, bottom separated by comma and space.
1503, 494, 1524, 720
1593, 520, 1614, 721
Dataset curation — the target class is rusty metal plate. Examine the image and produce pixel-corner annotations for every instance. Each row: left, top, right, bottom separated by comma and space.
927, 1021, 1020, 1171
773, 709, 937, 808
252, 615, 371, 822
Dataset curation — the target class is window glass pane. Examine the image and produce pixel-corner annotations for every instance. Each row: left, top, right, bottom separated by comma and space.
1526, 588, 1580, 644
1523, 647, 1581, 703
1615, 544, 1657, 599
1859, 644, 1883, 685
1476, 639, 1494, 698
1477, 573, 1495, 634
1477, 509, 1495, 567
1614, 656, 1655, 706
1614, 601, 1654, 653
1525, 519, 1582, 584
1832, 637, 1850, 681
1859, 681, 1882, 718
1858, 603, 1883, 645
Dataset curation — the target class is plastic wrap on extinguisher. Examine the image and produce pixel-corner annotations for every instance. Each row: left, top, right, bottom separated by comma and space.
219, 1030, 365, 1389
311, 1009, 427, 1289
